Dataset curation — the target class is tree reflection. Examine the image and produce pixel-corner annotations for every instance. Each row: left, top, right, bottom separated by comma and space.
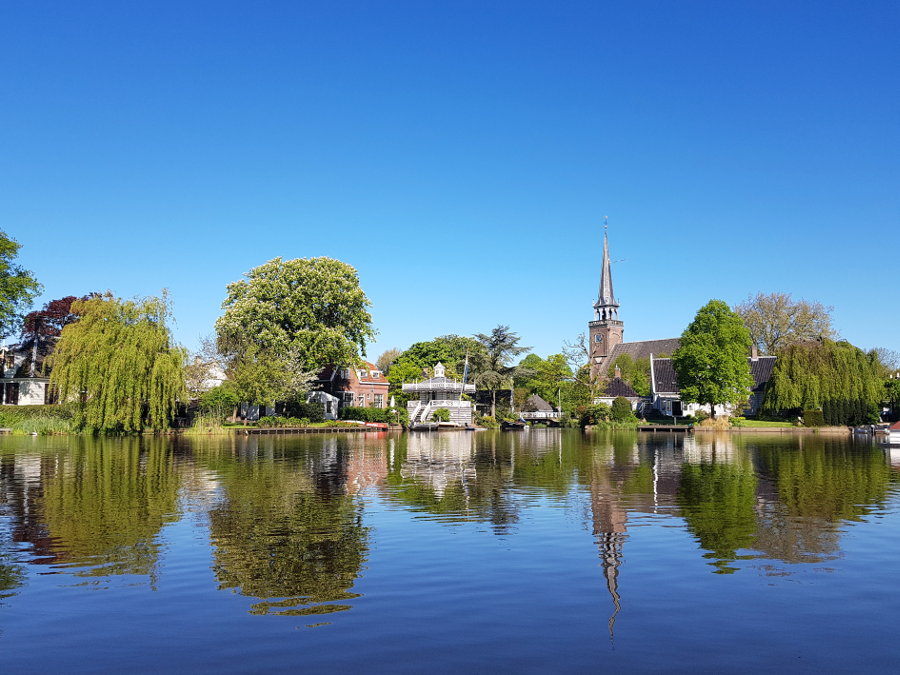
37, 437, 181, 579
677, 437, 758, 574
751, 437, 893, 564
202, 436, 369, 617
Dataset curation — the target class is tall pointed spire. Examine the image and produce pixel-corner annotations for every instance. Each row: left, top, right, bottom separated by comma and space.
594, 217, 619, 321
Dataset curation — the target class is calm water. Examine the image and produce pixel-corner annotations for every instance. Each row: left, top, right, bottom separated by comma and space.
1, 430, 899, 673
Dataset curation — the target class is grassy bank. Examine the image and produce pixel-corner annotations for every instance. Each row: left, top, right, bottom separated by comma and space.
0, 404, 76, 435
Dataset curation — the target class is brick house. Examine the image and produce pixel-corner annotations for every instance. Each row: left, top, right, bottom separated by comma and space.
315, 361, 390, 410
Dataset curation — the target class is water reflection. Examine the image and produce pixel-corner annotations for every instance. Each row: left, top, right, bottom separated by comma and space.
1, 437, 182, 582
0, 430, 896, 623
197, 435, 370, 617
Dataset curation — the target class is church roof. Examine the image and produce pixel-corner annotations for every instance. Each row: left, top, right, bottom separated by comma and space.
595, 230, 617, 309
651, 358, 679, 394
749, 356, 777, 393
608, 338, 681, 364
602, 377, 640, 398
651, 355, 777, 395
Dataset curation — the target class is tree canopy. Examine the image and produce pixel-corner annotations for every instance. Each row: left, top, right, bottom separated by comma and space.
673, 300, 754, 417
19, 294, 95, 376
735, 292, 834, 355
514, 353, 574, 407
764, 338, 882, 425
0, 231, 41, 340
470, 325, 529, 417
48, 294, 186, 433
216, 257, 375, 372
375, 348, 402, 375
606, 353, 654, 397
215, 257, 374, 406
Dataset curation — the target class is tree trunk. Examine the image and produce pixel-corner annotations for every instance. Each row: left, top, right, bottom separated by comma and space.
491, 390, 497, 418
709, 402, 716, 419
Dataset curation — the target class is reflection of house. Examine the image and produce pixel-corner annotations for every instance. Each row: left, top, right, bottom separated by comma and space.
0, 344, 51, 405
650, 351, 776, 417
401, 432, 476, 497
402, 362, 476, 425
315, 362, 389, 410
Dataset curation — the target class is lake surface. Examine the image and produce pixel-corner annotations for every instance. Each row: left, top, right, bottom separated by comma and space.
1, 430, 899, 673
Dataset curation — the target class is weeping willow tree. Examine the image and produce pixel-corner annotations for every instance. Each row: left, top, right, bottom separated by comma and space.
764, 339, 882, 425
49, 293, 186, 433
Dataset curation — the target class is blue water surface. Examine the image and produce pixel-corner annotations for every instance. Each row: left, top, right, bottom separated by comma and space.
1, 430, 898, 673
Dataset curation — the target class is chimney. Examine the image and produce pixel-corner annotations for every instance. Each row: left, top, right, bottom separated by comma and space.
751, 344, 759, 361
614, 365, 622, 379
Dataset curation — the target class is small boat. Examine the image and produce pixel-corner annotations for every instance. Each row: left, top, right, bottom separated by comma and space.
501, 420, 527, 431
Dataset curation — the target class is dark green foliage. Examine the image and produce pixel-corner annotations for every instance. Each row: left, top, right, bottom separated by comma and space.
339, 406, 391, 423
470, 325, 530, 418
765, 339, 882, 425
611, 396, 635, 422
515, 353, 573, 401
257, 416, 313, 427
476, 414, 499, 429
199, 383, 241, 421
432, 407, 451, 422
578, 403, 611, 427
280, 399, 325, 423
802, 409, 825, 427
607, 353, 652, 396
673, 300, 754, 417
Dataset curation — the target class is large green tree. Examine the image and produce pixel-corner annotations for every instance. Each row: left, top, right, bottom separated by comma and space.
764, 338, 882, 425
515, 353, 572, 406
216, 257, 375, 371
0, 231, 41, 340
48, 294, 186, 432
735, 292, 834, 355
673, 300, 754, 418
470, 325, 529, 417
215, 257, 375, 405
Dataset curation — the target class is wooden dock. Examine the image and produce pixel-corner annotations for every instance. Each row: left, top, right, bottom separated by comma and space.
244, 426, 388, 435
636, 425, 693, 433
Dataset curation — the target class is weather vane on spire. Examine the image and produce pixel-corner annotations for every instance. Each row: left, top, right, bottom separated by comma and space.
604, 215, 609, 231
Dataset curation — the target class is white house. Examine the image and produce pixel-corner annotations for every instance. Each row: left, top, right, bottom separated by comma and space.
0, 344, 50, 406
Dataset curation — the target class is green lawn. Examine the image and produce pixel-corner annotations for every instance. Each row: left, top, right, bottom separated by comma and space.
734, 419, 795, 427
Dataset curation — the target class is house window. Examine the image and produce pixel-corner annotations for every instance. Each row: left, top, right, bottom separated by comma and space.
3, 382, 19, 405
374, 394, 384, 408
341, 392, 354, 406
340, 369, 350, 379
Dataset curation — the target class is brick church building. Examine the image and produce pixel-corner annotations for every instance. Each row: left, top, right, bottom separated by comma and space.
587, 225, 774, 417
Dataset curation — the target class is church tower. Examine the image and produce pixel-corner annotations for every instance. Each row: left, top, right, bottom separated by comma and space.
589, 222, 623, 380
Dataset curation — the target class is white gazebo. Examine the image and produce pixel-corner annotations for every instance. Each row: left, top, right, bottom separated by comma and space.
401, 362, 476, 426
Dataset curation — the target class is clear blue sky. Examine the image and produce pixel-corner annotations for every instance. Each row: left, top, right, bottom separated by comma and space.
2, 1, 897, 360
